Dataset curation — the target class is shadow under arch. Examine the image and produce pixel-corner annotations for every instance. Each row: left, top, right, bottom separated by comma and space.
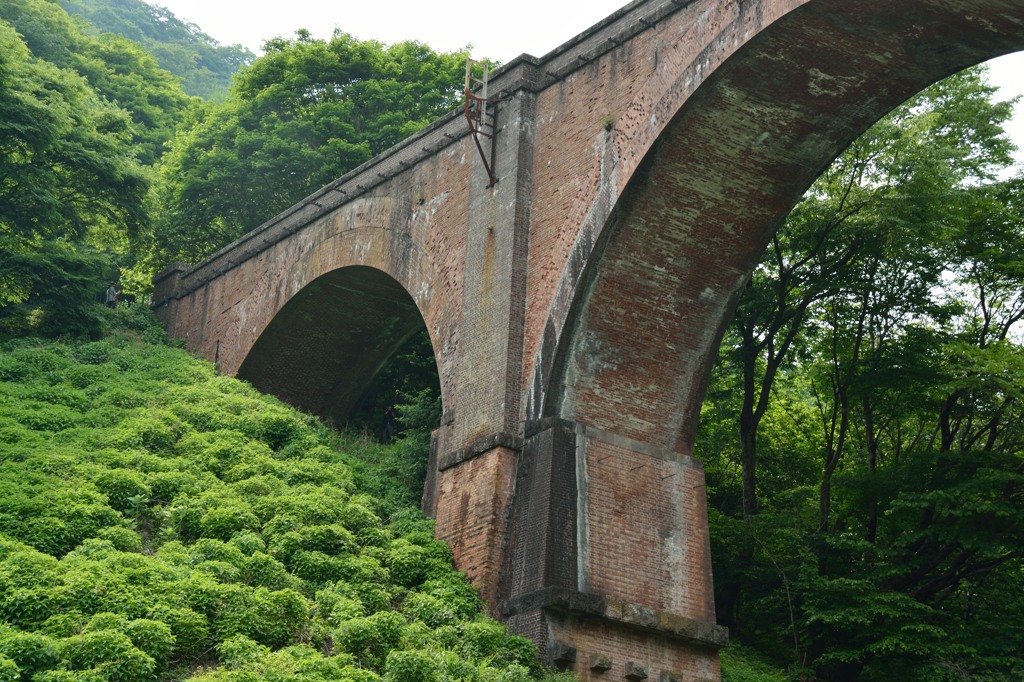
540, 0, 1024, 455
236, 265, 438, 427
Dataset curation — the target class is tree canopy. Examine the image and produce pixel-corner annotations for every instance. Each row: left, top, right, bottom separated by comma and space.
701, 65, 1024, 681
0, 0, 196, 165
0, 0, 198, 334
0, 18, 150, 328
151, 31, 469, 266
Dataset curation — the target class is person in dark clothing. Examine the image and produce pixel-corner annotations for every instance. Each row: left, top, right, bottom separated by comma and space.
381, 405, 396, 444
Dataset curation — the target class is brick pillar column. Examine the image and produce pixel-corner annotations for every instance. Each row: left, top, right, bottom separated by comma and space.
431, 61, 540, 612
504, 419, 727, 682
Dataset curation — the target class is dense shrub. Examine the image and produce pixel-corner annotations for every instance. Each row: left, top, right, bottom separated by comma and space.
57, 630, 155, 681
0, 629, 61, 678
0, 330, 565, 681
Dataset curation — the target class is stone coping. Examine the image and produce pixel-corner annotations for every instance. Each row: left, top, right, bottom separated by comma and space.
505, 587, 729, 649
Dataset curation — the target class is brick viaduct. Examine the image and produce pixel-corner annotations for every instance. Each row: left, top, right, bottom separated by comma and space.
152, 0, 1024, 679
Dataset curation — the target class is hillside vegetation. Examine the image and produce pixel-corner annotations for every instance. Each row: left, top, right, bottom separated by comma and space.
60, 0, 254, 101
0, 308, 570, 682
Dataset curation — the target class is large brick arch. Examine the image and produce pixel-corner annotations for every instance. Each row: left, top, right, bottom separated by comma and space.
538, 0, 1024, 455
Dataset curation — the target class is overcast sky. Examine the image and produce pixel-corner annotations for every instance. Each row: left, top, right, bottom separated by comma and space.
146, 0, 1024, 167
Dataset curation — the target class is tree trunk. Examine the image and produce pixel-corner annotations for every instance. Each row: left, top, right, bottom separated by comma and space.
740, 342, 759, 520
862, 396, 879, 543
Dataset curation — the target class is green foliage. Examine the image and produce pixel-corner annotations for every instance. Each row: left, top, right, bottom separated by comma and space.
0, 655, 17, 682
0, 0, 194, 165
705, 63, 1024, 680
384, 649, 437, 682
153, 32, 469, 265
0, 243, 113, 339
0, 25, 144, 242
0, 629, 61, 679
60, 0, 254, 102
720, 643, 788, 682
0, 329, 559, 681
57, 629, 155, 681
0, 1, 177, 335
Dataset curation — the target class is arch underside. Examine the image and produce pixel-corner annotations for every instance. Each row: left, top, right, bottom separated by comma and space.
236, 266, 429, 426
550, 0, 1024, 453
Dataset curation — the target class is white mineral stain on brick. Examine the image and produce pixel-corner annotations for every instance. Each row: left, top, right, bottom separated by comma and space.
806, 67, 862, 97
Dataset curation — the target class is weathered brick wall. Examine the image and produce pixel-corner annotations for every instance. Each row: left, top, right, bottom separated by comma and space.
578, 429, 714, 621
504, 419, 579, 600
432, 445, 518, 613
523, 0, 802, 424
545, 614, 720, 682
453, 83, 538, 448
501, 420, 724, 680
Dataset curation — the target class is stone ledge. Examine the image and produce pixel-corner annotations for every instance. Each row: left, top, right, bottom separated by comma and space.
523, 418, 701, 467
438, 432, 524, 471
523, 416, 568, 439
504, 587, 729, 649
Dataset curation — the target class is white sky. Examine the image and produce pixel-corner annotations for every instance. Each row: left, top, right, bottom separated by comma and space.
150, 0, 629, 61
147, 0, 1024, 168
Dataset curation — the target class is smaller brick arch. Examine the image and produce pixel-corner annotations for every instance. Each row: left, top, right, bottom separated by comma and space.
236, 265, 433, 426
152, 194, 460, 428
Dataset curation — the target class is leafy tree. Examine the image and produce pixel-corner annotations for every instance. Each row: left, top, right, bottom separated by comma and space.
703, 64, 1024, 680
0, 0, 214, 334
153, 31, 469, 265
0, 0, 194, 165
0, 18, 149, 243
0, 18, 149, 329
0, 242, 112, 338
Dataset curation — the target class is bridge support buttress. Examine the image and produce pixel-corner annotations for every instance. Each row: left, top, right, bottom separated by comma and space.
437, 419, 727, 681
420, 63, 727, 675
425, 421, 726, 680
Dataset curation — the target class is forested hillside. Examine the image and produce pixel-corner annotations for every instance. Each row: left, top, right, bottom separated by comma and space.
60, 0, 254, 101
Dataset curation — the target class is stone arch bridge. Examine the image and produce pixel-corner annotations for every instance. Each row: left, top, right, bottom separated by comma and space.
153, 0, 1024, 679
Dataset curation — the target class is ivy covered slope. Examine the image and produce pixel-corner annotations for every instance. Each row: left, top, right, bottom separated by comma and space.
0, 311, 566, 682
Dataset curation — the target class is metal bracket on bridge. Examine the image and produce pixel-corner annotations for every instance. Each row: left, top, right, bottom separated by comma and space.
465, 58, 498, 188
